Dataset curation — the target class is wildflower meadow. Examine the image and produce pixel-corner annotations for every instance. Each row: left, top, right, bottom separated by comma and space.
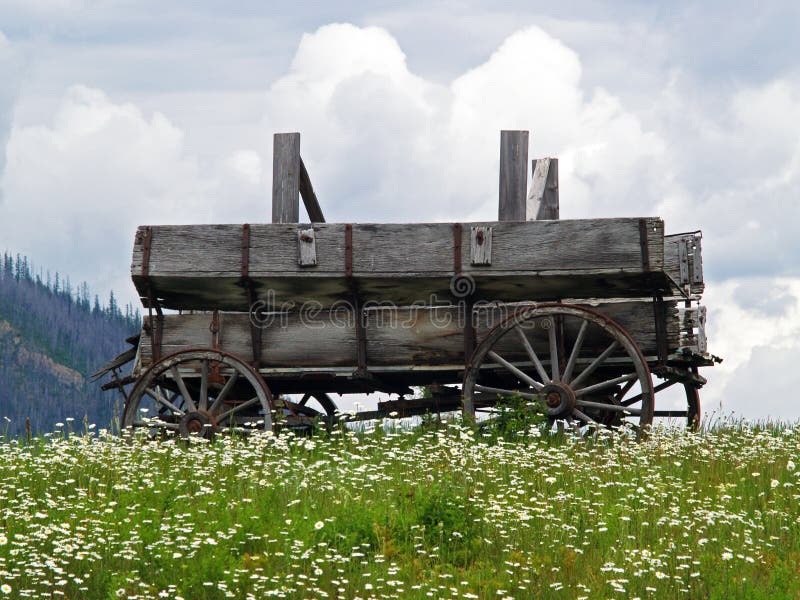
0, 418, 799, 599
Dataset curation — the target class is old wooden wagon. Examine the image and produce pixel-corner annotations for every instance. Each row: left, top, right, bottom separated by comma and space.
95, 131, 717, 437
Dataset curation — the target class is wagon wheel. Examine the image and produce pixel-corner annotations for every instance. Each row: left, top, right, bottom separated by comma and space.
463, 303, 655, 434
122, 349, 274, 438
685, 383, 701, 429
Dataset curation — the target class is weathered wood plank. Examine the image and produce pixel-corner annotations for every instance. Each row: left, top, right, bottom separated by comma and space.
272, 133, 300, 223
138, 300, 680, 374
528, 158, 559, 220
297, 228, 317, 267
131, 218, 667, 310
664, 232, 704, 297
470, 226, 492, 265
498, 130, 529, 221
298, 156, 325, 223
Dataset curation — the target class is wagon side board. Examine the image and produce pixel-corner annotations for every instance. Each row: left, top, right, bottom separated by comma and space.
131, 218, 667, 311
137, 300, 680, 376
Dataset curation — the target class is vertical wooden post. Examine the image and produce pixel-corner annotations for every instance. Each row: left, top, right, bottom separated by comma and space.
527, 158, 559, 220
272, 132, 301, 223
498, 130, 529, 221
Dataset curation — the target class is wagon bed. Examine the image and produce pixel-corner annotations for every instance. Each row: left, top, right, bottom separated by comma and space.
97, 131, 715, 436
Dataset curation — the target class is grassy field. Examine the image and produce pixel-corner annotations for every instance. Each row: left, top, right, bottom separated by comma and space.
1, 417, 799, 599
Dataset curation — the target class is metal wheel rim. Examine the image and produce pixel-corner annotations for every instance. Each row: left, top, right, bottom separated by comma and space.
122, 348, 274, 437
463, 303, 655, 433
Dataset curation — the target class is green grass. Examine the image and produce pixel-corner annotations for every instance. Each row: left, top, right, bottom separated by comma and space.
0, 418, 799, 599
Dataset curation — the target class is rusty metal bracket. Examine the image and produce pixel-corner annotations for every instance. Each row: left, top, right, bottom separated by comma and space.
463, 298, 475, 364
208, 310, 225, 384
342, 224, 366, 374
145, 289, 164, 362
638, 218, 651, 272
209, 310, 220, 351
345, 223, 353, 278
140, 226, 153, 278
352, 293, 368, 375
248, 287, 263, 368
653, 295, 668, 365
453, 223, 462, 275
241, 223, 251, 279
239, 223, 264, 367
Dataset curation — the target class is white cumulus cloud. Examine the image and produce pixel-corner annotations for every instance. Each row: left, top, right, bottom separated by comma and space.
263, 24, 665, 223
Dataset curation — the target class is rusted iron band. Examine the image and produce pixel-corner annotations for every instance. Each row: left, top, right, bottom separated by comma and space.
246, 286, 262, 367
146, 288, 156, 364
638, 218, 651, 272
141, 226, 153, 278
345, 224, 353, 278
463, 298, 475, 362
653, 296, 668, 365
453, 223, 462, 275
146, 288, 164, 362
353, 293, 367, 373
241, 223, 251, 279
210, 310, 220, 351
154, 311, 164, 363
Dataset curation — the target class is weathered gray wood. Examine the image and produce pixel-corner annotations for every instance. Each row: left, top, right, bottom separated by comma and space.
138, 300, 680, 373
691, 236, 703, 285
498, 130, 529, 221
664, 232, 704, 297
131, 218, 667, 310
528, 158, 559, 220
298, 157, 325, 223
470, 226, 492, 265
678, 239, 689, 284
297, 228, 317, 267
272, 133, 300, 223
678, 304, 707, 354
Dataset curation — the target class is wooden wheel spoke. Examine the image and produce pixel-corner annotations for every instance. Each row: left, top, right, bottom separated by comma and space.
562, 320, 588, 384
569, 341, 619, 388
169, 366, 196, 412
572, 408, 598, 425
209, 371, 239, 414
515, 327, 550, 384
474, 384, 541, 401
217, 396, 260, 424
575, 399, 641, 415
487, 350, 544, 391
144, 387, 185, 416
199, 360, 209, 411
574, 373, 638, 398
548, 322, 560, 381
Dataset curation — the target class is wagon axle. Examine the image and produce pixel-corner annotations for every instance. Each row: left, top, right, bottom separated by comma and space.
542, 383, 576, 418
179, 410, 217, 439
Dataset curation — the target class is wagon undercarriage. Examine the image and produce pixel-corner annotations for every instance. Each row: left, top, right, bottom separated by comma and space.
95, 130, 717, 438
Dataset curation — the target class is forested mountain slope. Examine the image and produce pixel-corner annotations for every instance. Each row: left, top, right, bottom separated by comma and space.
0, 253, 139, 435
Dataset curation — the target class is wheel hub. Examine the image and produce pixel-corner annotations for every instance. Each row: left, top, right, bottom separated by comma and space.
540, 382, 576, 418
179, 410, 217, 439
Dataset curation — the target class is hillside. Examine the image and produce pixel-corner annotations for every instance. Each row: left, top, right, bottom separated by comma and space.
0, 252, 139, 435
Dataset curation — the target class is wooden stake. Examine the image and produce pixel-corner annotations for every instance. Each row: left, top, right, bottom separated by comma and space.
528, 158, 559, 220
498, 130, 529, 221
272, 133, 301, 223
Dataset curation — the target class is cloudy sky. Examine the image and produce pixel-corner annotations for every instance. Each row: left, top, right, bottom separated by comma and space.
1, 1, 799, 419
